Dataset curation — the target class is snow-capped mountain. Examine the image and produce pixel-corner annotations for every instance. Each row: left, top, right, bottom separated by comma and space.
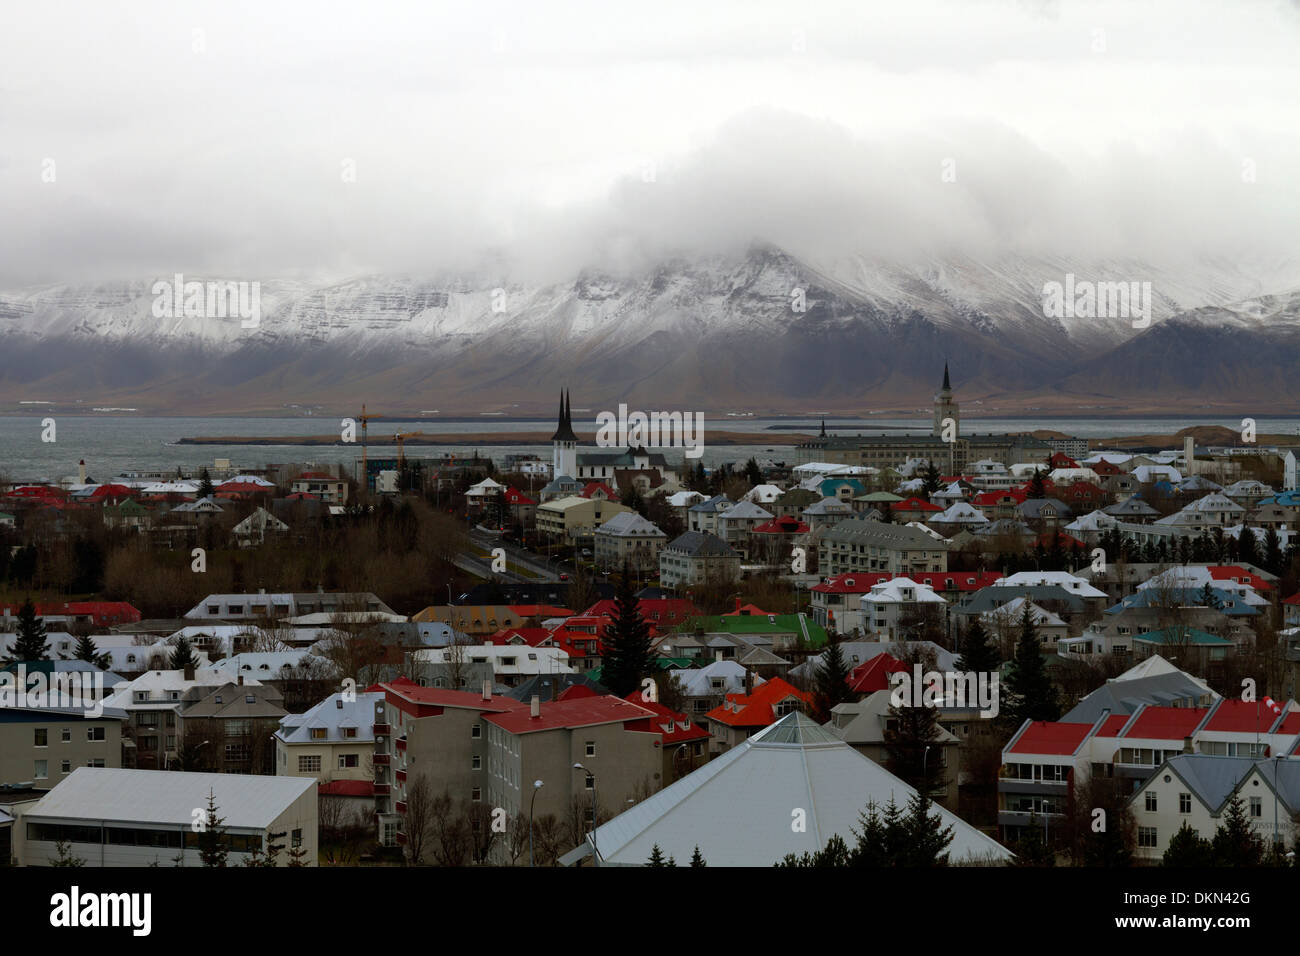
1, 244, 1297, 414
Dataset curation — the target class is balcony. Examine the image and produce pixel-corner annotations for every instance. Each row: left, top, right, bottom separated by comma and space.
373, 753, 390, 765
395, 737, 407, 752
395, 800, 407, 814
395, 769, 406, 783
997, 779, 1069, 797
998, 810, 1065, 828
373, 783, 391, 796
373, 723, 390, 735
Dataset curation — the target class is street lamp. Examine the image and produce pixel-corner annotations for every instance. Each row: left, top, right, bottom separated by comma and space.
573, 762, 598, 867
529, 779, 544, 868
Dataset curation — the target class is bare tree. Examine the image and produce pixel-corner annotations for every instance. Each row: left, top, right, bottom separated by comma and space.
403, 773, 436, 864
532, 814, 564, 866
428, 791, 471, 866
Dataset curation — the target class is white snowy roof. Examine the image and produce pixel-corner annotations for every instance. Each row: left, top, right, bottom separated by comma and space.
994, 571, 1107, 598
743, 484, 784, 504
1065, 509, 1117, 532
862, 577, 947, 605
560, 712, 1011, 866
934, 502, 988, 525
981, 597, 1066, 629
277, 690, 384, 744
27, 767, 314, 830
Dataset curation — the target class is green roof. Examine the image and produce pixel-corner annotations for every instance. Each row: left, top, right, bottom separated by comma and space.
677, 614, 828, 647
105, 499, 149, 516
1134, 627, 1232, 646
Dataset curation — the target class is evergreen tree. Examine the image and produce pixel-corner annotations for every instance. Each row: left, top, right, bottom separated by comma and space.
1003, 601, 1059, 725
921, 462, 943, 498
884, 696, 948, 799
774, 834, 852, 868
169, 635, 199, 672
812, 641, 853, 722
600, 564, 653, 697
70, 633, 111, 669
1237, 527, 1259, 569
647, 843, 668, 867
1211, 795, 1264, 866
5, 599, 49, 663
744, 458, 762, 486
198, 467, 215, 499
52, 839, 86, 867
899, 790, 954, 866
1162, 821, 1213, 867
1012, 817, 1055, 866
689, 845, 706, 867
878, 503, 894, 523
1263, 527, 1283, 576
197, 789, 229, 867
1083, 818, 1133, 867
1196, 582, 1221, 610
954, 617, 1000, 675
1026, 470, 1047, 499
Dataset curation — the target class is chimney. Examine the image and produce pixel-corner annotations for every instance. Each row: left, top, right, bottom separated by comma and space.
78, 459, 86, 484
734, 597, 741, 613
481, 679, 491, 701
237, 674, 244, 686
183, 663, 195, 681
336, 698, 343, 709
1183, 735, 1193, 754
744, 669, 754, 696
1183, 437, 1194, 477
530, 695, 541, 719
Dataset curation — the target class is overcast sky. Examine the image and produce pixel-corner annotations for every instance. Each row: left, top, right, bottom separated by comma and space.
2, 0, 1298, 285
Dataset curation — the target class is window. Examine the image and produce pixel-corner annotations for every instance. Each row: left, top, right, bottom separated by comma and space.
207, 605, 220, 615
584, 774, 595, 790
342, 727, 357, 739
292, 828, 303, 848
339, 754, 359, 769
382, 822, 397, 846
1145, 792, 1157, 812
1179, 793, 1191, 814
60, 759, 71, 773
1138, 827, 1158, 848
1250, 797, 1262, 818
310, 728, 327, 740
61, 727, 71, 743
472, 755, 481, 770
585, 741, 595, 757
298, 755, 322, 773
34, 760, 48, 779
471, 723, 481, 738
34, 729, 48, 747
471, 787, 482, 802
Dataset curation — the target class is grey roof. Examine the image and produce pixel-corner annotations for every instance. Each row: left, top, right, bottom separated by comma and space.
664, 531, 739, 558
1061, 672, 1217, 723
1157, 755, 1259, 814
1104, 497, 1160, 517
718, 500, 774, 521
559, 711, 1011, 866
277, 690, 384, 744
505, 673, 608, 701
27, 767, 315, 830
595, 511, 666, 538
1017, 497, 1072, 520
689, 495, 733, 514
957, 586, 1089, 616
181, 681, 287, 719
819, 517, 945, 550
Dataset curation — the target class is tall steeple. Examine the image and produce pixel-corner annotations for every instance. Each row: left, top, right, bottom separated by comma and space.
932, 363, 959, 438
551, 388, 579, 479
551, 389, 577, 443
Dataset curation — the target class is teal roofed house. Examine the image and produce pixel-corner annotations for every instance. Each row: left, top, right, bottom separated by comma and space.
1132, 626, 1235, 672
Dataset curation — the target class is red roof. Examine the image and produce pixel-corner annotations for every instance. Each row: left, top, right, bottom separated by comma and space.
284, 492, 321, 500
847, 653, 907, 693
753, 516, 809, 534
813, 571, 1002, 594
1037, 531, 1086, 550
1059, 480, 1103, 499
1095, 714, 1129, 737
318, 780, 375, 797
483, 695, 656, 733
2, 600, 142, 625
705, 677, 812, 728
1008, 721, 1093, 755
89, 483, 134, 500
724, 601, 776, 616
486, 626, 553, 647
581, 481, 618, 499
503, 487, 536, 505
1204, 699, 1288, 733
5, 485, 67, 499
894, 496, 942, 512
1049, 452, 1079, 468
1207, 566, 1274, 591
507, 604, 573, 619
377, 682, 528, 718
622, 694, 711, 743
1285, 593, 1300, 606
582, 598, 700, 627
217, 480, 273, 494
1123, 707, 1208, 740
972, 490, 1027, 506
1279, 711, 1300, 735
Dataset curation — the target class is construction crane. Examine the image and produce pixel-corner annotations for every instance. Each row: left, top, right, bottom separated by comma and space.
357, 404, 384, 482
394, 431, 421, 470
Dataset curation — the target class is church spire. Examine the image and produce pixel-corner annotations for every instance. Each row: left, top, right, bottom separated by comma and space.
942, 362, 950, 391
551, 389, 577, 443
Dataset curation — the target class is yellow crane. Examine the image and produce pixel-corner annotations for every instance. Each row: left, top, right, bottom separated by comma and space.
358, 404, 384, 480
394, 431, 421, 470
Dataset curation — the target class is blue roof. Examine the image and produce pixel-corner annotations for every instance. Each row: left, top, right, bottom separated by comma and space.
1105, 588, 1259, 617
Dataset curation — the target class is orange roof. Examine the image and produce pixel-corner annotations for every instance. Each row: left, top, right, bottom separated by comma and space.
705, 677, 812, 728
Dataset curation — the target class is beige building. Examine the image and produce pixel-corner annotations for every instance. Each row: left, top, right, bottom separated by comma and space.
0, 704, 126, 787
659, 531, 741, 591
817, 518, 948, 577
592, 511, 667, 573
290, 472, 349, 504
536, 496, 633, 544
